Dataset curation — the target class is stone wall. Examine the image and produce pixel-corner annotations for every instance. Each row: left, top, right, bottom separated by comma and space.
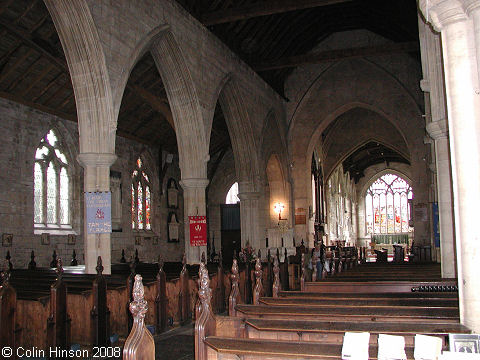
0, 98, 184, 268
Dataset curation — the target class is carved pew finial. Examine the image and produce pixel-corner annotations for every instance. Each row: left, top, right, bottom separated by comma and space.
300, 253, 305, 291
50, 250, 57, 268
96, 256, 103, 275
28, 250, 36, 270
195, 262, 215, 360
179, 252, 190, 323
253, 258, 263, 305
134, 249, 140, 264
201, 251, 206, 264
155, 255, 167, 333
56, 258, 64, 279
6, 251, 12, 270
1, 259, 11, 285
273, 255, 280, 298
229, 259, 240, 316
120, 249, 127, 263
123, 275, 155, 360
71, 249, 78, 266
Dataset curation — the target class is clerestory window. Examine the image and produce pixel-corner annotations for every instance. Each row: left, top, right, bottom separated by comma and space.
34, 129, 70, 227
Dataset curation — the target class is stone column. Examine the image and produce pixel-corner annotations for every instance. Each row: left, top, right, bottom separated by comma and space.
77, 153, 117, 274
237, 191, 261, 250
426, 121, 456, 278
180, 178, 209, 264
419, 0, 480, 331
464, 1, 480, 81
419, 16, 456, 278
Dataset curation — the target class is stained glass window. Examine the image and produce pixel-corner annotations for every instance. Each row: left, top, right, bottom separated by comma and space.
137, 183, 143, 229
145, 186, 151, 230
226, 182, 240, 204
131, 184, 135, 229
131, 157, 152, 230
365, 173, 413, 235
34, 129, 70, 227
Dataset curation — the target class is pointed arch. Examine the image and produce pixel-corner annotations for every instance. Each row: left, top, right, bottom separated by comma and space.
150, 31, 209, 179
44, 0, 116, 154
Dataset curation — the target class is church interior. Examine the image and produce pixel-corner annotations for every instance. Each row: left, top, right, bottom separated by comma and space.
0, 0, 480, 359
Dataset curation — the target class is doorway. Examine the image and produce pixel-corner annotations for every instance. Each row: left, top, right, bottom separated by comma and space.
221, 203, 241, 264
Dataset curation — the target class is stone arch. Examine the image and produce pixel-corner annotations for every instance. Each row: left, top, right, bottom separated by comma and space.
266, 154, 289, 228
150, 31, 209, 179
44, 0, 116, 154
325, 138, 410, 183
288, 58, 426, 243
217, 76, 260, 192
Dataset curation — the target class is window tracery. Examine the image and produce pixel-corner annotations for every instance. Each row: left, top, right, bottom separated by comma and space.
365, 173, 413, 234
34, 129, 70, 227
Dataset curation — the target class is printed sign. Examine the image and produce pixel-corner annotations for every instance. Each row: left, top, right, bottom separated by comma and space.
189, 215, 207, 246
85, 192, 112, 234
295, 208, 306, 225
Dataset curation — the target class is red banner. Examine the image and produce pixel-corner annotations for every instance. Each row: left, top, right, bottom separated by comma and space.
189, 216, 207, 246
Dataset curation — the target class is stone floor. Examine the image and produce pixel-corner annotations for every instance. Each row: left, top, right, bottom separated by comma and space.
154, 323, 195, 360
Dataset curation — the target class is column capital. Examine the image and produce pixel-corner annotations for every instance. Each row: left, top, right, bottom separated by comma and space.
237, 192, 261, 201
462, 0, 480, 15
77, 153, 117, 168
179, 178, 209, 189
419, 0, 468, 31
426, 119, 449, 140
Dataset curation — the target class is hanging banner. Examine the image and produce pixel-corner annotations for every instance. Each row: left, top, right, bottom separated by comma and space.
189, 215, 207, 246
85, 192, 112, 234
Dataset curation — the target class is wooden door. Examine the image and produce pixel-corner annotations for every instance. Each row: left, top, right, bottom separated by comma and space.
221, 204, 241, 264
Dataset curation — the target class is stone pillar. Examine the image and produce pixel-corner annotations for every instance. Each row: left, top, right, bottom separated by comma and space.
464, 1, 480, 81
426, 121, 456, 278
77, 153, 117, 274
419, 16, 456, 278
237, 191, 261, 250
180, 178, 209, 264
419, 0, 480, 331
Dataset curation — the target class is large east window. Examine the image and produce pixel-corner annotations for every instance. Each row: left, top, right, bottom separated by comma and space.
131, 157, 151, 230
365, 173, 413, 234
34, 129, 70, 227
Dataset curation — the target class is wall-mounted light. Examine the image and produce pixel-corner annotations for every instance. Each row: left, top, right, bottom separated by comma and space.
274, 202, 285, 220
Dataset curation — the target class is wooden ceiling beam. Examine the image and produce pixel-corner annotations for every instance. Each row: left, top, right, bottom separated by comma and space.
201, 0, 353, 25
128, 83, 174, 130
20, 63, 54, 97
254, 41, 419, 71
0, 18, 68, 72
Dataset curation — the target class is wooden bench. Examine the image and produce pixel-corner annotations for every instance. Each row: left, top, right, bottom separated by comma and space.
205, 336, 414, 359
244, 318, 470, 346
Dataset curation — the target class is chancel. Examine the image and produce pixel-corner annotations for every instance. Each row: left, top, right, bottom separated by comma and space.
0, 0, 479, 359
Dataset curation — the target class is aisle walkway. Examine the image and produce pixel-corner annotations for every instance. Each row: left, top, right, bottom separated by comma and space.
155, 323, 194, 360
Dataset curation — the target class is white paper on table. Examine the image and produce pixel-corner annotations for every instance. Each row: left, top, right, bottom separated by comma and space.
414, 334, 443, 360
378, 333, 407, 360
342, 331, 370, 360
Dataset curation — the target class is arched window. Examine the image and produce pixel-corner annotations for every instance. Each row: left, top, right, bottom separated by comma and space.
34, 129, 70, 226
225, 182, 240, 204
365, 173, 413, 234
131, 157, 152, 230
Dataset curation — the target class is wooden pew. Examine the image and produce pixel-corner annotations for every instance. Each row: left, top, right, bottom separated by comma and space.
155, 257, 167, 334
0, 262, 17, 356
91, 256, 110, 347
123, 274, 155, 360
46, 259, 71, 355
179, 253, 191, 324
